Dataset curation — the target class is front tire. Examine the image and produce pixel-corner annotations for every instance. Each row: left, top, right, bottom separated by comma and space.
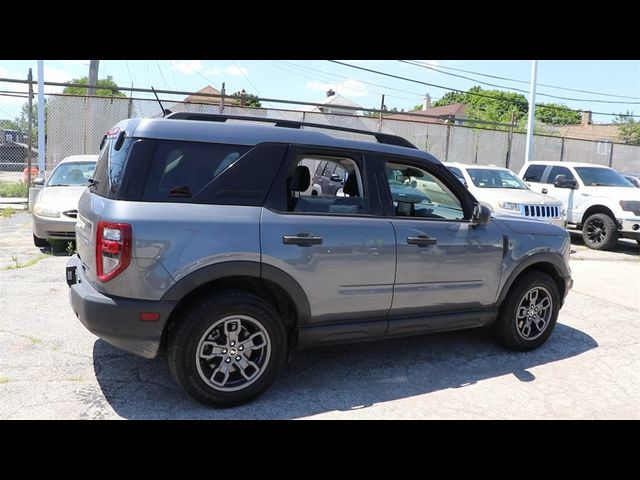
582, 213, 618, 250
167, 292, 288, 407
493, 271, 560, 351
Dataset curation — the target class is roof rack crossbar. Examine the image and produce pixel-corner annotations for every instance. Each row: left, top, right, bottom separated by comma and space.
165, 112, 417, 149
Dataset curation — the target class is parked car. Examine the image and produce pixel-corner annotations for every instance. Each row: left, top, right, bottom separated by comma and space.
311, 160, 347, 196
32, 155, 98, 248
622, 173, 640, 188
519, 161, 640, 250
445, 163, 565, 227
66, 113, 572, 407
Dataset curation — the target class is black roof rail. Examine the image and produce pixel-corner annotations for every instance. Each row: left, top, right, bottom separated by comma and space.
165, 112, 417, 149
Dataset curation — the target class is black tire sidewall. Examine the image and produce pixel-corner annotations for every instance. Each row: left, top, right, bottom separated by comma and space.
168, 292, 288, 407
495, 272, 560, 351
582, 213, 618, 250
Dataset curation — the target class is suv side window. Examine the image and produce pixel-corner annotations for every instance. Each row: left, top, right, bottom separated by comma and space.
288, 156, 367, 215
547, 166, 575, 183
522, 164, 545, 182
141, 140, 249, 202
383, 161, 464, 220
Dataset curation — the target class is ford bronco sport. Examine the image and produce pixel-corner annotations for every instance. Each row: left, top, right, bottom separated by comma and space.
67, 113, 573, 406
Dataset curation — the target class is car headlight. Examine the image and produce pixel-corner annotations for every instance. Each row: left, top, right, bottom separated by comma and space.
33, 203, 60, 218
499, 202, 520, 211
619, 200, 640, 214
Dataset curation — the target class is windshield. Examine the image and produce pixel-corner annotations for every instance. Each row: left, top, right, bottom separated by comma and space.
46, 161, 96, 186
467, 168, 528, 189
575, 167, 633, 187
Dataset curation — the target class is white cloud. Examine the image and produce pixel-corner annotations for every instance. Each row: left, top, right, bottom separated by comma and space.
225, 65, 248, 76
169, 60, 204, 75
305, 78, 369, 98
205, 66, 221, 76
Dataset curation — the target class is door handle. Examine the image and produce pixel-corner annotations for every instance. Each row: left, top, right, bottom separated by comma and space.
542, 188, 548, 194
283, 233, 323, 246
407, 235, 437, 246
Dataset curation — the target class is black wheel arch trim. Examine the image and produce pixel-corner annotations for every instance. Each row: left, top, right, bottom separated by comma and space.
161, 260, 311, 324
496, 252, 570, 306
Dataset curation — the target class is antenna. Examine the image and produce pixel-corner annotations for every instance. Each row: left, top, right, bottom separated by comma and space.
151, 86, 171, 117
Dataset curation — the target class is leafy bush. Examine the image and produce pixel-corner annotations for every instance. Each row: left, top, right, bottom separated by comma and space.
0, 181, 28, 198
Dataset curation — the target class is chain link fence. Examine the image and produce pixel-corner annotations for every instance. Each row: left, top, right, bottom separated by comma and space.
1, 87, 639, 179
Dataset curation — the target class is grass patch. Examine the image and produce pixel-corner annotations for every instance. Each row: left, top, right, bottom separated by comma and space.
0, 208, 16, 218
0, 377, 10, 384
66, 375, 83, 382
27, 336, 43, 345
1, 253, 50, 271
0, 181, 28, 198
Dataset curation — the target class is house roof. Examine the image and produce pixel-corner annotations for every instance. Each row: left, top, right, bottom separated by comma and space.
301, 94, 363, 112
183, 85, 239, 106
386, 103, 467, 124
550, 123, 620, 142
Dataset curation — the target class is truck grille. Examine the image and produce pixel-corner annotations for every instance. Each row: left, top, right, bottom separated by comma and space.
522, 205, 560, 219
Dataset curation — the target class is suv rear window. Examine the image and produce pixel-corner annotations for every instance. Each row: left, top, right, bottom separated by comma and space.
91, 136, 133, 198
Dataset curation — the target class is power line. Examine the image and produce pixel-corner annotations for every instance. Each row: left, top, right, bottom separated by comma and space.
329, 60, 640, 118
400, 60, 640, 105
406, 60, 640, 100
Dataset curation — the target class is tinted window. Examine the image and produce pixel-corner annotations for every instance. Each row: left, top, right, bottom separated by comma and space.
141, 140, 250, 202
574, 167, 633, 187
548, 166, 575, 183
522, 164, 545, 182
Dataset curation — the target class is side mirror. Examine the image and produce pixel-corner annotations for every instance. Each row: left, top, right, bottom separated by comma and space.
470, 203, 491, 228
33, 177, 45, 186
330, 173, 343, 183
553, 175, 578, 189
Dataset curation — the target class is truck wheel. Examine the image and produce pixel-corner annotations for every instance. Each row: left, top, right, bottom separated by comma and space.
582, 213, 618, 250
167, 292, 288, 407
493, 271, 560, 351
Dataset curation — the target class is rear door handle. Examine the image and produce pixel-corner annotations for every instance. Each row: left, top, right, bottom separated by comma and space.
283, 233, 323, 246
407, 235, 437, 246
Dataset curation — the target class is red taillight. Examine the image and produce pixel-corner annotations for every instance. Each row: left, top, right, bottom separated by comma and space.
96, 221, 132, 282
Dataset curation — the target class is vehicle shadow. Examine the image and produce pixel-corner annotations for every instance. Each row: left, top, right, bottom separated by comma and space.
568, 231, 639, 257
93, 322, 597, 419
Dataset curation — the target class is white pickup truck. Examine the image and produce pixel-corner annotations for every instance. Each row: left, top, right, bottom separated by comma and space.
519, 161, 640, 250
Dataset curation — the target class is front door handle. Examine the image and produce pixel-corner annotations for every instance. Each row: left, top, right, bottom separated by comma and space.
407, 235, 437, 247
542, 188, 548, 194
283, 233, 323, 246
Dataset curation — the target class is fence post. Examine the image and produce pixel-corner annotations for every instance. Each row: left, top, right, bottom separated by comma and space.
444, 118, 452, 162
128, 84, 133, 118
505, 111, 515, 168
378, 94, 385, 132
473, 128, 479, 164
608, 142, 614, 168
560, 137, 565, 162
27, 69, 33, 188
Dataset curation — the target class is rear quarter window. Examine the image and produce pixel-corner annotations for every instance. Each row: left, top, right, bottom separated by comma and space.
522, 164, 546, 182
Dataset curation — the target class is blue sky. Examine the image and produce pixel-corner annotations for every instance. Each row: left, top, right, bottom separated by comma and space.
1, 60, 639, 123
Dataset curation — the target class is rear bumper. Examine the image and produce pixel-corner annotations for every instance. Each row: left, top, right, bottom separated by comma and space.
66, 255, 176, 359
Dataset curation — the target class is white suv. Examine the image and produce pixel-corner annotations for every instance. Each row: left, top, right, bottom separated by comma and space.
519, 161, 640, 250
446, 163, 565, 227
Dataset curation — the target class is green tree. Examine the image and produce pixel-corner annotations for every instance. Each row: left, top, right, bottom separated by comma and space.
535, 103, 581, 125
63, 75, 126, 97
613, 111, 640, 145
432, 86, 580, 130
0, 119, 18, 130
232, 90, 261, 107
13, 101, 46, 147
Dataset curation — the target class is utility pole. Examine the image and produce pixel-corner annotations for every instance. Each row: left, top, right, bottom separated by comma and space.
524, 60, 538, 163
37, 61, 45, 177
88, 60, 99, 96
26, 69, 33, 188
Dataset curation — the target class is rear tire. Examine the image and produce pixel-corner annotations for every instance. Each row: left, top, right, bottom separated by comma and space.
167, 292, 288, 407
33, 234, 49, 248
493, 271, 560, 351
581, 213, 618, 250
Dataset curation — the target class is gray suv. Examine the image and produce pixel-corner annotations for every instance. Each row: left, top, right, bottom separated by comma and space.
67, 113, 573, 406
